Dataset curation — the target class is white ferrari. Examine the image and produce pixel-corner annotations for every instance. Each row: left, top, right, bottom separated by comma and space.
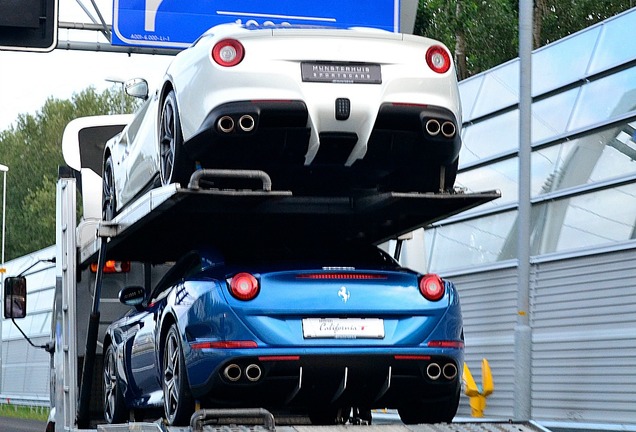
102, 23, 462, 219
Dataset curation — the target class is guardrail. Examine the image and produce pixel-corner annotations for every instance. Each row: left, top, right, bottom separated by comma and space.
0, 394, 49, 407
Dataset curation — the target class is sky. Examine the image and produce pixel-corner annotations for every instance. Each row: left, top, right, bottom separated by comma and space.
0, 0, 173, 131
0, 0, 412, 131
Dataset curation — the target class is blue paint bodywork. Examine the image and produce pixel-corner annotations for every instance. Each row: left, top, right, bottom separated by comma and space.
104, 240, 463, 415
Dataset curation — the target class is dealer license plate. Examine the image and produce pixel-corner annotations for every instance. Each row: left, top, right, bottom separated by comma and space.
301, 62, 382, 84
302, 318, 385, 339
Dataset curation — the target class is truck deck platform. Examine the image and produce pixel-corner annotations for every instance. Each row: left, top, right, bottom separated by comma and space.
85, 174, 500, 263
113, 424, 550, 432
96, 417, 549, 432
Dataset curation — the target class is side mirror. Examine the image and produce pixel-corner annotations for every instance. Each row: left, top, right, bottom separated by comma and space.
4, 276, 27, 319
118, 286, 146, 308
124, 78, 149, 100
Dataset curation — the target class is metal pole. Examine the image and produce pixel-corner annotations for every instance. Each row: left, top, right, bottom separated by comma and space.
1, 164, 6, 268
515, 0, 533, 421
0, 163, 8, 396
77, 237, 107, 428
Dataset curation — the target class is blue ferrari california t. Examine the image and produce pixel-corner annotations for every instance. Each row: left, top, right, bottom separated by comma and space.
102, 238, 464, 426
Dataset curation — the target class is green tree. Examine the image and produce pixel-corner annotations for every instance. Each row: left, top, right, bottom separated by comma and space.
0, 86, 138, 260
535, 0, 634, 47
415, 0, 518, 79
415, 0, 633, 78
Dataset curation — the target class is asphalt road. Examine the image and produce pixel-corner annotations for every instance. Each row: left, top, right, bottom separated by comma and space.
0, 417, 47, 431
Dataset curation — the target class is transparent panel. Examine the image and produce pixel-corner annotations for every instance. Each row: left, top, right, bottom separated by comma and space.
457, 142, 582, 214
471, 60, 520, 118
532, 121, 636, 196
458, 74, 484, 122
26, 314, 47, 336
457, 119, 636, 221
26, 266, 55, 290
460, 110, 519, 165
588, 9, 636, 75
4, 316, 31, 339
42, 314, 52, 335
425, 211, 517, 273
460, 89, 580, 166
1, 319, 8, 339
532, 141, 577, 196
590, 121, 636, 181
1, 313, 51, 339
428, 182, 636, 270
456, 159, 518, 209
569, 66, 636, 130
533, 183, 636, 255
532, 88, 579, 142
30, 289, 54, 313
532, 27, 600, 96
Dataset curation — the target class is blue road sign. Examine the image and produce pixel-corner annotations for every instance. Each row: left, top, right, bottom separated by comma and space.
112, 0, 399, 49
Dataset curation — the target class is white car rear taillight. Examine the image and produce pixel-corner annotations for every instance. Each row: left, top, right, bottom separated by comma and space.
212, 39, 245, 67
426, 45, 451, 74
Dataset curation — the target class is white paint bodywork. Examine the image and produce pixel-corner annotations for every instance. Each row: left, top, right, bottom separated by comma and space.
170, 24, 462, 165
106, 23, 461, 212
61, 114, 133, 218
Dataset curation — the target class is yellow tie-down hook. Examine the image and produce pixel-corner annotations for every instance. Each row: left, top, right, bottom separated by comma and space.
463, 359, 494, 417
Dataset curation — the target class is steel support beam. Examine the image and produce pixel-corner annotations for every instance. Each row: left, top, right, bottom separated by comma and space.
56, 39, 179, 56
514, 0, 533, 421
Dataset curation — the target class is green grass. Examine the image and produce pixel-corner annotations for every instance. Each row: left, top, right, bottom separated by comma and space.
0, 403, 49, 422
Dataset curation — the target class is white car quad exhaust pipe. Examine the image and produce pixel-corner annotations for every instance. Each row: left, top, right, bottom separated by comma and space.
223, 364, 242, 382
238, 115, 256, 132
425, 119, 441, 136
425, 118, 456, 139
441, 121, 456, 138
217, 115, 235, 133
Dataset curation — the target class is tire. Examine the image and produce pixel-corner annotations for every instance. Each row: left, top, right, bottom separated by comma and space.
397, 384, 460, 424
159, 90, 192, 187
103, 343, 127, 424
102, 155, 117, 221
162, 324, 194, 426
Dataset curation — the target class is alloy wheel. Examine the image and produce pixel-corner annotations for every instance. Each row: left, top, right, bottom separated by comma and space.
103, 344, 126, 423
163, 329, 181, 423
159, 97, 177, 186
102, 156, 116, 221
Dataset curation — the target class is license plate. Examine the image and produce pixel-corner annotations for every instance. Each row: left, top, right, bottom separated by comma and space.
301, 62, 382, 84
302, 318, 385, 339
